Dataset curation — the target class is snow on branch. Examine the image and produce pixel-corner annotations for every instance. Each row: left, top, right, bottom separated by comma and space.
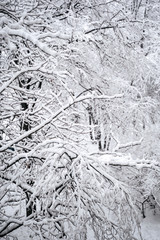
113, 138, 143, 152
0, 152, 43, 171
1, 27, 57, 56
37, 31, 71, 41
95, 154, 160, 171
0, 138, 80, 172
89, 162, 125, 186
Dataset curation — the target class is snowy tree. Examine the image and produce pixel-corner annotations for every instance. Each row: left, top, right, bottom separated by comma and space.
0, 0, 160, 239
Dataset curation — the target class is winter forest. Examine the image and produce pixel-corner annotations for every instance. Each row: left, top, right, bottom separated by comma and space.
0, 0, 160, 239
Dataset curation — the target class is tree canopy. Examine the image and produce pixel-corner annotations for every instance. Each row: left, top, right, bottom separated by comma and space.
0, 1, 160, 239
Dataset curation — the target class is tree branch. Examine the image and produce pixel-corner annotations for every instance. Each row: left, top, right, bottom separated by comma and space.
1, 27, 57, 56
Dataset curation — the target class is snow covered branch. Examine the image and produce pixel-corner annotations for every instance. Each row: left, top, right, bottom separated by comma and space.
114, 138, 143, 152
1, 27, 57, 56
96, 154, 160, 171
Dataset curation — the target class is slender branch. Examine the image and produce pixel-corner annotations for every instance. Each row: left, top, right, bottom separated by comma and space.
85, 25, 116, 34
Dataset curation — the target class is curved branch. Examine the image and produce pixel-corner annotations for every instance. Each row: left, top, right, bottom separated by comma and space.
0, 64, 43, 94
1, 27, 57, 56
